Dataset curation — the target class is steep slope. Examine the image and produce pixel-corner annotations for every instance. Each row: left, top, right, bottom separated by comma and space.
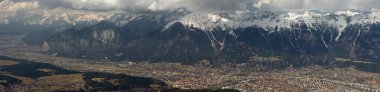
42, 10, 380, 66
46, 21, 128, 59
46, 21, 215, 64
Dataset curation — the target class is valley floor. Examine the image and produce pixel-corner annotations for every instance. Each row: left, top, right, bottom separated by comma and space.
1, 34, 380, 91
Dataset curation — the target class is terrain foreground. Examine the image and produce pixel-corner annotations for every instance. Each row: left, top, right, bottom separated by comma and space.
1, 34, 380, 91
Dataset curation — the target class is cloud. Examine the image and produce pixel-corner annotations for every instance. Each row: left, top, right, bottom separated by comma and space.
0, 0, 39, 12
0, 0, 119, 25
59, 0, 252, 12
7, 0, 251, 12
41, 0, 380, 12
254, 0, 380, 11
2, 0, 380, 13
6, 0, 380, 13
1, 0, 380, 31
253, 0, 270, 8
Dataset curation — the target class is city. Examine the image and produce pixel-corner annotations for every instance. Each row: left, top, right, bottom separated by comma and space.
2, 0, 380, 91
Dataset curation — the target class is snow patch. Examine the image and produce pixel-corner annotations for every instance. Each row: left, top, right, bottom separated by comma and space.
335, 10, 359, 16
208, 14, 229, 23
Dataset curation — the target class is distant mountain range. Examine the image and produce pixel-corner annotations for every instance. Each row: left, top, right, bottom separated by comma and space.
21, 10, 380, 66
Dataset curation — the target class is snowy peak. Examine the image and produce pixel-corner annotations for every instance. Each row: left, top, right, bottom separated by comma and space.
335, 10, 359, 16
3, 9, 380, 34
38, 10, 380, 64
208, 14, 229, 23
284, 11, 321, 21
168, 10, 380, 33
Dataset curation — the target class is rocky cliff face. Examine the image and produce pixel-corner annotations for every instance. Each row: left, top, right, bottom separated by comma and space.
46, 21, 128, 59
42, 10, 380, 66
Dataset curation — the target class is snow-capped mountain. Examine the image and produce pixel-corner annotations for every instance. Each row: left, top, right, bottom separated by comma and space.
172, 10, 378, 37
21, 10, 380, 65
3, 9, 380, 34
0, 9, 190, 32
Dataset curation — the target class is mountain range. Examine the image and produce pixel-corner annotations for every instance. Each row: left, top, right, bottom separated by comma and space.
19, 10, 380, 67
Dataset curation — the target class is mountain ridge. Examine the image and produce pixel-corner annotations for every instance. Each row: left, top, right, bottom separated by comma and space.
21, 10, 380, 67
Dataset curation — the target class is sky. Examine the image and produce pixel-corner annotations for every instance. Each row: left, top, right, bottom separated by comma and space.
0, 0, 379, 30
0, 0, 379, 26
2, 0, 380, 13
